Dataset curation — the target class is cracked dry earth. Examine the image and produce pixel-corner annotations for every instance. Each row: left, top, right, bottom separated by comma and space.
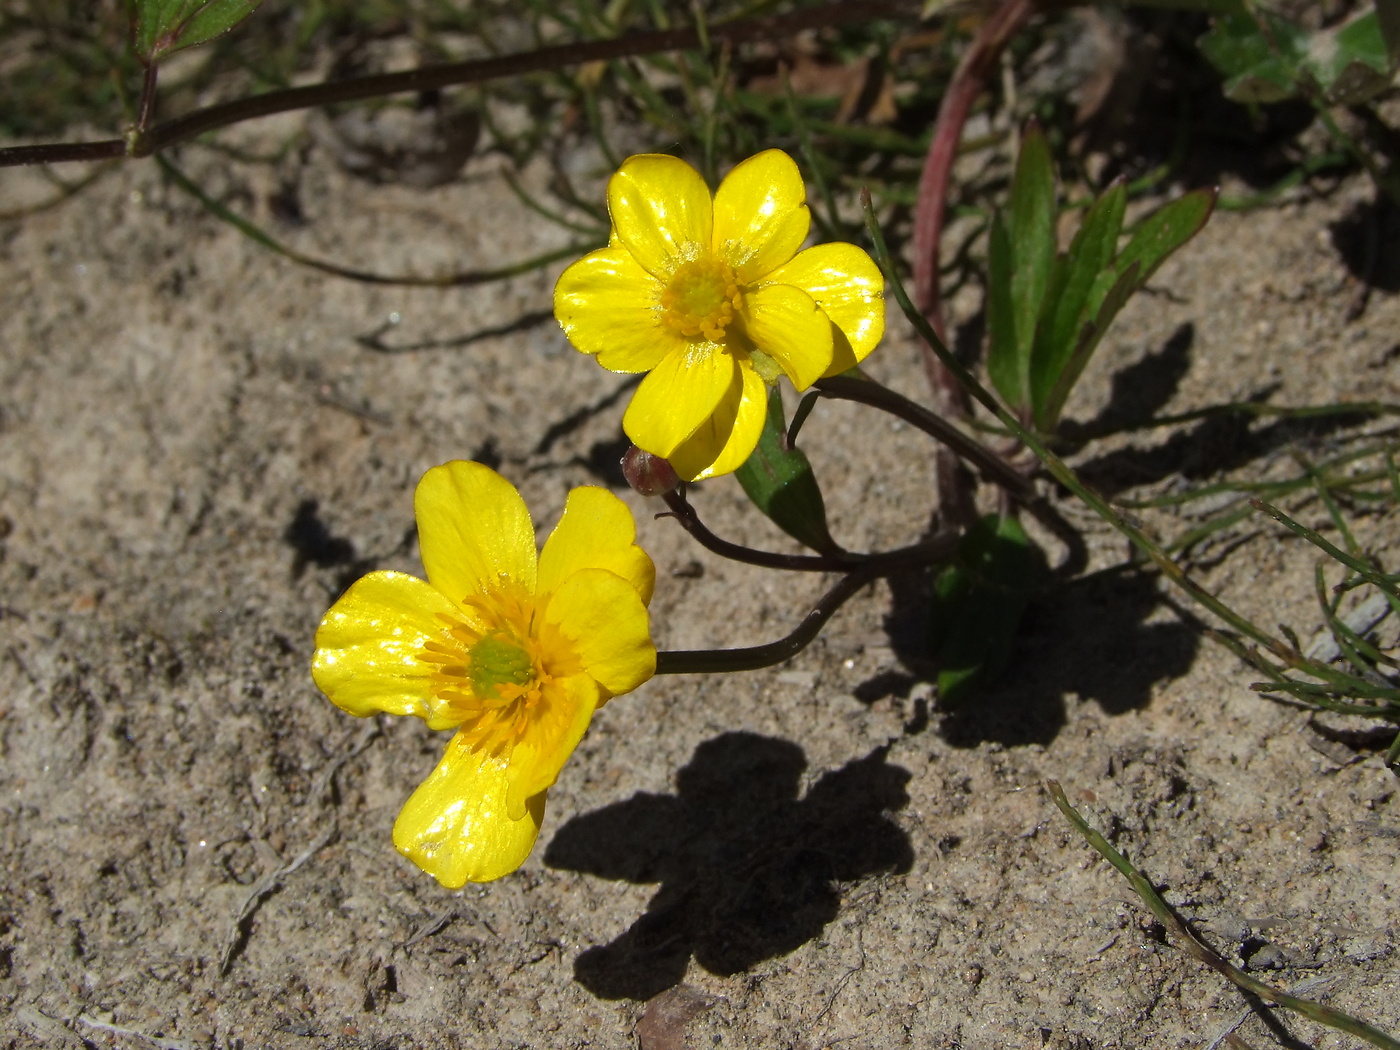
1, 129, 1399, 1050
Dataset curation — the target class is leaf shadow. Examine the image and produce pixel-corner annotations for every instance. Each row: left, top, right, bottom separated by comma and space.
543, 731, 912, 1001
937, 568, 1201, 747
872, 567, 1200, 748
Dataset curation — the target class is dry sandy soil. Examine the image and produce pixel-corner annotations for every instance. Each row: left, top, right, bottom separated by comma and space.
1, 103, 1399, 1050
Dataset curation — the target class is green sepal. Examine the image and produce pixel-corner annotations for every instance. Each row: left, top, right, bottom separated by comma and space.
129, 0, 264, 64
927, 514, 1046, 707
735, 387, 839, 555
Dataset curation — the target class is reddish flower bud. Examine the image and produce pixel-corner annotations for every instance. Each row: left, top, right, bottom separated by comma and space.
621, 445, 681, 497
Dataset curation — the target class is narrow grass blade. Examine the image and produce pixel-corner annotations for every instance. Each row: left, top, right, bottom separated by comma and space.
1048, 781, 1400, 1050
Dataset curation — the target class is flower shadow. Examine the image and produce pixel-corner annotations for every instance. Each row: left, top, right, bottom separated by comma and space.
543, 731, 913, 1001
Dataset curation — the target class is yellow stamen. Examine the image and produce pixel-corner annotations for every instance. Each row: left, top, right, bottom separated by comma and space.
659, 257, 743, 341
421, 587, 566, 758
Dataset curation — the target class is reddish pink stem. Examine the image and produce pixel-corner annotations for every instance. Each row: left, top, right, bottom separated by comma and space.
912, 0, 1035, 404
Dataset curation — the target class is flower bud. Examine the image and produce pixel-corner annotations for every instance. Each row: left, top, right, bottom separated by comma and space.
621, 445, 681, 497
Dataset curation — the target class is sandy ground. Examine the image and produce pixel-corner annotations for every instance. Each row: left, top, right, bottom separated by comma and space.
1, 118, 1399, 1050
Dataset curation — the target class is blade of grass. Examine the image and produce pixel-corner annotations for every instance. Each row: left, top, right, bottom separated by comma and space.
158, 154, 600, 286
1048, 781, 1400, 1050
1252, 498, 1400, 603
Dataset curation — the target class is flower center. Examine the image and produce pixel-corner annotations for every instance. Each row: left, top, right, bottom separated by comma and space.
418, 586, 562, 757
660, 257, 742, 341
466, 634, 535, 697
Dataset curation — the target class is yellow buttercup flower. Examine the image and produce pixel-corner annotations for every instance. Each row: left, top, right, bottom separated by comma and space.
312, 461, 656, 887
554, 149, 885, 481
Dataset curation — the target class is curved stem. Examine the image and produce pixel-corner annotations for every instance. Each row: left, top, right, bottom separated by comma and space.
815, 374, 1032, 500
0, 1, 909, 169
912, 0, 1034, 347
655, 569, 874, 675
660, 488, 852, 570
862, 188, 1284, 652
660, 487, 958, 573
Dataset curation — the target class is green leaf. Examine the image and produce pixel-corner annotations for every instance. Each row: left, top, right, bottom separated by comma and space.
1009, 124, 1057, 402
735, 387, 839, 555
927, 514, 1046, 707
1198, 8, 1395, 105
986, 124, 1056, 413
1198, 10, 1308, 103
1039, 263, 1139, 433
1112, 187, 1216, 292
130, 0, 264, 63
1029, 178, 1126, 430
985, 211, 1022, 409
1310, 10, 1393, 105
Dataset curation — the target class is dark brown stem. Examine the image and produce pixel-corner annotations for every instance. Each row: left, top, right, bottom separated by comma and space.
136, 63, 160, 137
660, 487, 957, 573
817, 373, 1087, 575
655, 569, 874, 674
0, 1, 911, 169
816, 375, 1033, 500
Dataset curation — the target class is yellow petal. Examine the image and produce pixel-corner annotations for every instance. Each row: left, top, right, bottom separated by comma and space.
668, 361, 767, 481
712, 149, 811, 284
608, 154, 713, 280
393, 732, 547, 886
537, 487, 656, 605
622, 342, 738, 458
502, 673, 601, 819
763, 243, 885, 374
553, 248, 679, 373
542, 567, 656, 696
415, 461, 537, 605
311, 570, 462, 724
741, 283, 833, 390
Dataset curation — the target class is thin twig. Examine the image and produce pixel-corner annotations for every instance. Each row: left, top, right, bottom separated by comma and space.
219, 826, 337, 975
0, 2, 912, 168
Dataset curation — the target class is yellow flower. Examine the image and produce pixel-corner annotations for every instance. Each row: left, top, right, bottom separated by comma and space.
554, 149, 885, 481
311, 461, 656, 887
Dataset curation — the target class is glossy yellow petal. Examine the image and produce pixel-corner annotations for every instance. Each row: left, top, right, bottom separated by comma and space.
712, 149, 811, 284
502, 673, 601, 819
674, 361, 768, 480
415, 461, 537, 605
393, 732, 547, 886
622, 342, 738, 458
540, 567, 656, 696
741, 283, 833, 390
312, 570, 459, 723
537, 487, 655, 605
763, 243, 885, 374
608, 154, 713, 280
553, 248, 679, 372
